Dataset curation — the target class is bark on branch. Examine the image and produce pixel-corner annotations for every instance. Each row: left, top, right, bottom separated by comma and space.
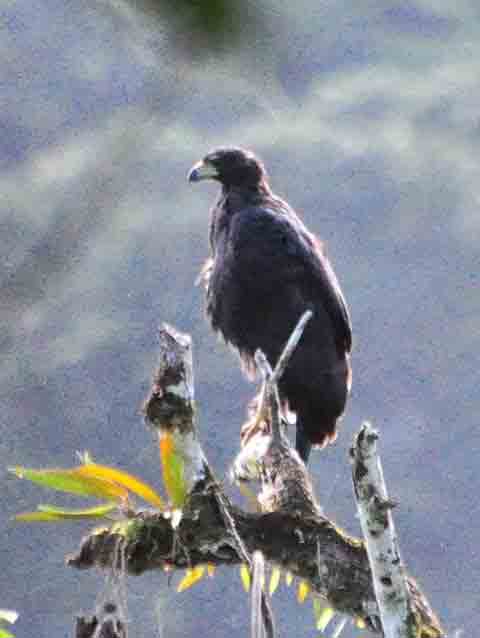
351, 423, 442, 638
68, 321, 444, 638
75, 604, 126, 638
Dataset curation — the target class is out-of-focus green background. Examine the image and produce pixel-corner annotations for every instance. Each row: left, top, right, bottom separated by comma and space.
1, 1, 478, 636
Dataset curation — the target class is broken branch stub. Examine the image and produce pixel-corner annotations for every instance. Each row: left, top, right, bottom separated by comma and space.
75, 608, 126, 638
142, 324, 207, 501
351, 422, 444, 638
143, 324, 195, 433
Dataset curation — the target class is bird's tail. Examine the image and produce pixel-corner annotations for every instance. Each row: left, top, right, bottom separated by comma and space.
295, 413, 338, 465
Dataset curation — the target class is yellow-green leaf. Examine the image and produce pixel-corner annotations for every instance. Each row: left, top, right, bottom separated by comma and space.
269, 567, 281, 595
159, 435, 188, 507
14, 511, 66, 522
316, 605, 335, 633
14, 503, 117, 522
297, 580, 310, 603
355, 617, 366, 629
0, 610, 17, 638
177, 566, 205, 592
240, 564, 251, 592
38, 503, 117, 516
285, 571, 293, 586
9, 467, 128, 502
0, 612, 17, 625
312, 597, 335, 632
78, 463, 164, 510
312, 597, 323, 618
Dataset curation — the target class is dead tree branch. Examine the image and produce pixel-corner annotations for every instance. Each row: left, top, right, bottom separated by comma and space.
68, 319, 444, 638
75, 604, 126, 638
142, 323, 274, 638
351, 423, 442, 638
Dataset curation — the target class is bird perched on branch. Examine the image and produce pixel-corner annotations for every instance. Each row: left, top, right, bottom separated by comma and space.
188, 147, 352, 463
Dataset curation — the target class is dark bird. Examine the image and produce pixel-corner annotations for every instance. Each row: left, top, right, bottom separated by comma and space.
188, 147, 352, 463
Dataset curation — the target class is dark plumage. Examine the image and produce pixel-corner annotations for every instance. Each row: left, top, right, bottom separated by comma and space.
188, 147, 352, 463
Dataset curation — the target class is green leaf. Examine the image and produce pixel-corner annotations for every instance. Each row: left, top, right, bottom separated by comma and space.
9, 467, 128, 502
240, 564, 251, 592
159, 434, 188, 507
0, 627, 14, 638
15, 503, 117, 522
269, 567, 281, 595
312, 598, 335, 632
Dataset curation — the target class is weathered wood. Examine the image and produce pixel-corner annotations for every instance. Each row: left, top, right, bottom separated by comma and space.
351, 423, 443, 638
143, 324, 208, 495
75, 604, 126, 638
68, 320, 444, 638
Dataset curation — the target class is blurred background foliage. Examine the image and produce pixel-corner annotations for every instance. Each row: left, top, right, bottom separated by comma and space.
128, 0, 266, 53
1, 1, 479, 637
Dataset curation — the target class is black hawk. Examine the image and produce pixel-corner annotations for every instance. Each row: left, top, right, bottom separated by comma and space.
188, 147, 352, 463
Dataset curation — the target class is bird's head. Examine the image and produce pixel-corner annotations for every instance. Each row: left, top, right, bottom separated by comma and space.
188, 147, 267, 189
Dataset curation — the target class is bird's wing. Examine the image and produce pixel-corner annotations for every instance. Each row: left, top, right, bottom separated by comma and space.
311, 236, 352, 353
229, 206, 352, 353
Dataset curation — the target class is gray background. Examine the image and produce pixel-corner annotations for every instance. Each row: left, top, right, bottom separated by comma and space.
1, 1, 478, 636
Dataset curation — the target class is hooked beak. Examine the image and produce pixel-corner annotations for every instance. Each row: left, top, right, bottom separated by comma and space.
187, 160, 219, 183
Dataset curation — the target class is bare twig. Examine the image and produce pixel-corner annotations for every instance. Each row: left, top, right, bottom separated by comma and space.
271, 309, 313, 385
252, 310, 313, 443
252, 551, 266, 638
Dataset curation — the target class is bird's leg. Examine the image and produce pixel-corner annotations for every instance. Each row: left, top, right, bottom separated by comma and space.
240, 384, 270, 447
